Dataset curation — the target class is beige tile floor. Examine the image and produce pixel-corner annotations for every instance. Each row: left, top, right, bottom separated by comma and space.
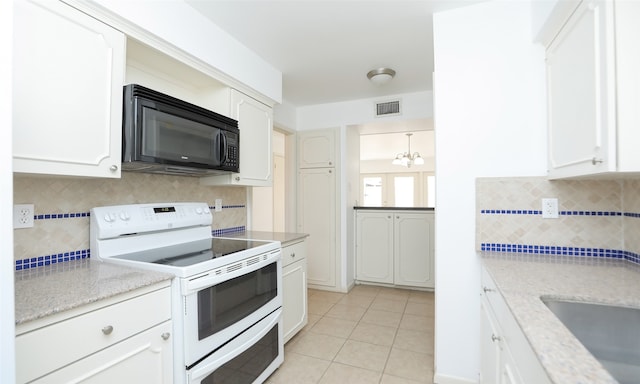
267, 285, 435, 384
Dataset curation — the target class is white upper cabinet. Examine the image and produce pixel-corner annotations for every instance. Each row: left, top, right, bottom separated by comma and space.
546, 0, 640, 179
201, 89, 273, 186
13, 0, 125, 178
298, 128, 336, 169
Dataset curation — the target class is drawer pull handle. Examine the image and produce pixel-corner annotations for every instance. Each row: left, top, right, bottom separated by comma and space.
491, 334, 501, 342
291, 252, 296, 258
483, 286, 494, 293
161, 332, 171, 341
101, 325, 114, 335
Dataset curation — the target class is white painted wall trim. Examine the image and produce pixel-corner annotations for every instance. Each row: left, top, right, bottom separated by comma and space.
434, 373, 478, 384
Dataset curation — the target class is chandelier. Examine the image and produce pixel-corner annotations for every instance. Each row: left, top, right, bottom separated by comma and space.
392, 133, 424, 168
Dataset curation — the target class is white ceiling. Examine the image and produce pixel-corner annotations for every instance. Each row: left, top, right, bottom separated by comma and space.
185, 0, 481, 108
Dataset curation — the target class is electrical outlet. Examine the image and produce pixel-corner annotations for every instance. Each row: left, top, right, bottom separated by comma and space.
14, 204, 35, 229
542, 198, 559, 219
214, 199, 222, 212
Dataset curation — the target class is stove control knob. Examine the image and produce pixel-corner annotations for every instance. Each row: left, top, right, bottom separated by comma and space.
104, 213, 116, 223
119, 211, 131, 221
195, 207, 203, 215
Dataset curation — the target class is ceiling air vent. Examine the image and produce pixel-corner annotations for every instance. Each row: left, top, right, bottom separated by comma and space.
375, 99, 401, 117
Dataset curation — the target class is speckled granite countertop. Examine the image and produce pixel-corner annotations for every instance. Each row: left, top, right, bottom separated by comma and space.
481, 252, 640, 384
215, 231, 309, 245
15, 259, 173, 325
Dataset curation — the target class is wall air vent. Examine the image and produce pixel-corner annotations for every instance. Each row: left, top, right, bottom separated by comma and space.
375, 99, 401, 117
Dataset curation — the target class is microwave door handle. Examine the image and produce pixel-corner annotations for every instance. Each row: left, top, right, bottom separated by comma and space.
220, 132, 228, 165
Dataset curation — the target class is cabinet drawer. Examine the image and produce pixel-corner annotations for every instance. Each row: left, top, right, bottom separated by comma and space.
16, 287, 171, 383
282, 240, 306, 267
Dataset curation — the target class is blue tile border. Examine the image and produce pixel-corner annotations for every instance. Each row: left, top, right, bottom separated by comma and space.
210, 205, 245, 210
15, 249, 90, 271
35, 212, 90, 221
30, 204, 246, 222
480, 209, 624, 217
480, 243, 640, 265
211, 226, 246, 236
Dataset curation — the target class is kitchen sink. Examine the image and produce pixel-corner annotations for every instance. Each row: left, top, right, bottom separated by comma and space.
542, 299, 640, 384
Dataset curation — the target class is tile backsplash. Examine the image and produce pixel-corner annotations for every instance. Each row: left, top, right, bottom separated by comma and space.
13, 173, 247, 269
477, 177, 640, 262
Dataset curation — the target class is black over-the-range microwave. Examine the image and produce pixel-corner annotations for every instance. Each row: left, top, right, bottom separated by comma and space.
122, 84, 240, 176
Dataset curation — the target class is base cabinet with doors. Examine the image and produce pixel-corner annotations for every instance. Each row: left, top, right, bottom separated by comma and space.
16, 283, 173, 384
480, 266, 551, 384
281, 238, 308, 343
544, 0, 640, 178
12, 0, 125, 178
355, 209, 434, 289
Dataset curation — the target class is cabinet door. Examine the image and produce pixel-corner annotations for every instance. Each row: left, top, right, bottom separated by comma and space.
480, 299, 501, 384
230, 90, 273, 186
356, 212, 394, 284
201, 90, 273, 186
298, 168, 336, 288
546, 0, 615, 178
13, 0, 125, 178
298, 128, 336, 168
32, 321, 173, 384
394, 213, 434, 288
282, 257, 307, 343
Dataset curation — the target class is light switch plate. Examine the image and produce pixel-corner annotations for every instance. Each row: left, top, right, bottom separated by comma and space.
214, 199, 222, 212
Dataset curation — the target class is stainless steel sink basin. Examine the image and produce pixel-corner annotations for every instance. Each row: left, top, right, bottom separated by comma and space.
543, 299, 640, 384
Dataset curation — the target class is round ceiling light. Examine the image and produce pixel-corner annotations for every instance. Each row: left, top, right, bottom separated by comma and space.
367, 67, 396, 85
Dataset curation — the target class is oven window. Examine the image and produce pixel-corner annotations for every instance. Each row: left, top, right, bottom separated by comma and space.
200, 324, 279, 384
198, 262, 278, 340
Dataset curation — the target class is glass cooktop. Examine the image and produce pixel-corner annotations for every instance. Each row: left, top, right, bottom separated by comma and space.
113, 238, 273, 268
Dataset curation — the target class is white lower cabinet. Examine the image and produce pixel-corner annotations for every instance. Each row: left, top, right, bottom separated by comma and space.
282, 240, 308, 343
480, 266, 551, 384
356, 210, 434, 288
30, 321, 172, 384
16, 284, 172, 384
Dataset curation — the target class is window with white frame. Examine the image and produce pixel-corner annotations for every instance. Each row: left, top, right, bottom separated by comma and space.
360, 173, 433, 207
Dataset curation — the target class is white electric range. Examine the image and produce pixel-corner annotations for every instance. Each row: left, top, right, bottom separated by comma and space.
90, 202, 283, 384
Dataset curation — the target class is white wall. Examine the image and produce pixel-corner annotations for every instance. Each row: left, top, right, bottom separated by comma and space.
432, 1, 546, 382
274, 100, 298, 131
88, 0, 282, 104
1, 1, 14, 382
296, 91, 433, 131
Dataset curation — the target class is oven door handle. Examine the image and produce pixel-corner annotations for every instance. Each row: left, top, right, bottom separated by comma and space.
188, 309, 282, 383
182, 250, 281, 294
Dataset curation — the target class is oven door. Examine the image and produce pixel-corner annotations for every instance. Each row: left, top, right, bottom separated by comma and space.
186, 308, 283, 384
182, 249, 282, 366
